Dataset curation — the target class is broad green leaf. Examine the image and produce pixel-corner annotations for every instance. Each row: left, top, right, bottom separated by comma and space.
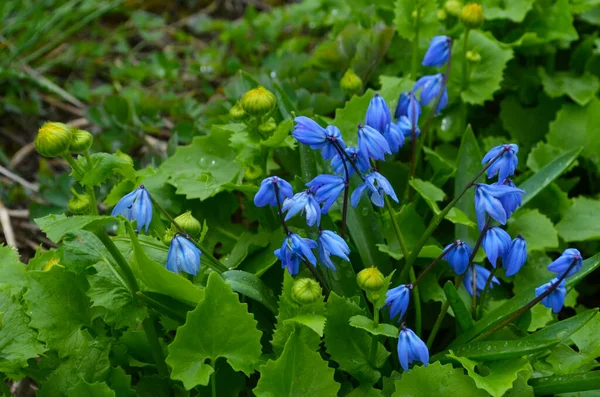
569, 312, 600, 362
443, 281, 473, 332
525, 142, 570, 172
351, 25, 395, 83
332, 90, 372, 146
556, 197, 600, 242
507, 209, 558, 251
35, 214, 115, 243
526, 304, 553, 332
523, 0, 578, 44
221, 270, 278, 313
446, 339, 558, 362
325, 293, 389, 385
503, 371, 534, 397
76, 152, 135, 187
447, 351, 532, 397
349, 315, 399, 338
379, 75, 415, 112
59, 230, 111, 274
223, 232, 272, 269
394, 0, 439, 41
545, 342, 598, 375
260, 119, 295, 148
539, 69, 600, 106
526, 310, 597, 342
346, 385, 383, 397
166, 272, 262, 389
529, 371, 600, 395
253, 332, 340, 397
0, 245, 28, 296
282, 314, 326, 337
482, 0, 534, 22
410, 179, 476, 227
391, 361, 487, 397
454, 126, 482, 244
68, 381, 116, 397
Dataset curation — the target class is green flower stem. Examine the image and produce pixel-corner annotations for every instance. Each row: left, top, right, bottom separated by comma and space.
95, 228, 140, 294
151, 198, 228, 273
476, 267, 497, 320
142, 315, 169, 377
368, 307, 380, 367
63, 153, 99, 215
409, 267, 422, 336
210, 360, 217, 397
461, 29, 471, 91
136, 291, 186, 323
385, 197, 409, 259
83, 150, 99, 215
426, 272, 467, 348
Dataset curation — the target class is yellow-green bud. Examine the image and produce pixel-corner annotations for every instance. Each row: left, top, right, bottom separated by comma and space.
68, 192, 92, 214
411, 9, 418, 19
444, 0, 463, 16
35, 122, 73, 158
357, 267, 385, 292
240, 86, 276, 117
437, 9, 448, 20
69, 129, 93, 153
291, 278, 322, 305
173, 211, 202, 238
229, 101, 247, 120
162, 228, 175, 245
460, 3, 484, 28
258, 118, 277, 136
340, 69, 363, 97
466, 50, 481, 63
42, 257, 64, 272
115, 150, 134, 165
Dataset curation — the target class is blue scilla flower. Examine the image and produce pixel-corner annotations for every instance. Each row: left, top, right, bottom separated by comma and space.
384, 122, 406, 153
111, 185, 153, 232
396, 115, 421, 140
166, 234, 201, 275
413, 74, 447, 110
536, 278, 566, 313
331, 147, 370, 177
493, 178, 522, 218
482, 144, 519, 182
547, 248, 583, 278
398, 326, 429, 371
365, 93, 392, 134
395, 92, 421, 125
474, 183, 525, 231
464, 265, 500, 297
275, 233, 318, 276
504, 235, 527, 277
282, 190, 321, 227
306, 175, 346, 214
482, 226, 511, 268
318, 230, 350, 270
444, 240, 472, 275
422, 36, 451, 68
254, 176, 294, 207
351, 171, 399, 208
384, 284, 412, 321
358, 125, 391, 162
293, 116, 346, 160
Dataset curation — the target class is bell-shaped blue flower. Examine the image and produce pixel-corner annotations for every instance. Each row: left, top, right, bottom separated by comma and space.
482, 226, 511, 268
413, 74, 443, 106
331, 147, 370, 177
536, 278, 566, 313
351, 171, 399, 208
547, 248, 583, 278
464, 265, 500, 297
318, 230, 350, 270
422, 36, 451, 68
398, 326, 429, 371
482, 144, 519, 182
504, 235, 527, 277
254, 176, 294, 207
493, 178, 522, 218
365, 94, 392, 134
384, 284, 412, 321
293, 117, 346, 160
384, 122, 406, 153
111, 185, 153, 232
306, 175, 346, 214
166, 234, 201, 276
395, 92, 421, 125
358, 125, 391, 162
282, 190, 321, 227
474, 183, 525, 230
443, 240, 472, 275
275, 233, 318, 276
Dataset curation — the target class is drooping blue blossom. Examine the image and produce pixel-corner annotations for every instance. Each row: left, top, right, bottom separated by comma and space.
351, 171, 399, 208
254, 176, 294, 207
275, 233, 318, 276
306, 175, 346, 214
474, 183, 525, 230
482, 226, 511, 268
384, 121, 406, 153
394, 92, 421, 125
443, 240, 472, 275
365, 93, 392, 134
282, 190, 321, 227
111, 185, 153, 232
482, 144, 519, 182
384, 284, 412, 321
413, 74, 448, 113
331, 147, 370, 177
398, 327, 429, 371
493, 178, 522, 218
504, 235, 527, 277
547, 248, 583, 278
422, 36, 451, 68
318, 230, 350, 270
396, 115, 421, 141
464, 264, 500, 297
165, 234, 201, 275
535, 278, 566, 313
358, 124, 391, 162
293, 116, 346, 160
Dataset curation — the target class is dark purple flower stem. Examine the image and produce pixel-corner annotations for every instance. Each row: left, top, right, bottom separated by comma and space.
333, 140, 366, 182
412, 242, 458, 287
272, 183, 290, 236
332, 143, 351, 240
476, 267, 498, 320
469, 216, 492, 317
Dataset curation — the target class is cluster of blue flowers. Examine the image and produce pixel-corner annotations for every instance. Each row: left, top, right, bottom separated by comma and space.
536, 248, 583, 312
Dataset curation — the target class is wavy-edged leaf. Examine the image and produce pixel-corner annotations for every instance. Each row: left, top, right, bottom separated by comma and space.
77, 152, 135, 187
283, 314, 326, 337
556, 197, 600, 242
221, 270, 278, 314
35, 214, 115, 243
349, 315, 398, 338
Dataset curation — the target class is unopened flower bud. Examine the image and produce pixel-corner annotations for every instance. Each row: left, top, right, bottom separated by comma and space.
229, 101, 247, 120
291, 278, 322, 305
173, 211, 202, 238
162, 228, 175, 245
444, 0, 462, 16
357, 267, 385, 292
68, 191, 92, 214
437, 9, 447, 20
258, 118, 277, 135
240, 86, 276, 117
35, 122, 73, 158
69, 129, 93, 153
340, 69, 363, 96
460, 3, 484, 28
466, 50, 481, 63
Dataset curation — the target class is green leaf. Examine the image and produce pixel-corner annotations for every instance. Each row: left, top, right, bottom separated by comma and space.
59, 230, 111, 274
529, 371, 600, 395
447, 339, 558, 362
0, 245, 28, 296
545, 342, 598, 375
410, 179, 476, 227
443, 281, 473, 332
394, 0, 439, 41
77, 153, 136, 187
525, 142, 570, 172
332, 90, 371, 147
482, 0, 535, 22
282, 314, 326, 337
569, 311, 600, 358
221, 270, 278, 313
539, 69, 600, 106
253, 332, 340, 397
348, 315, 398, 338
526, 310, 597, 342
447, 351, 532, 397
68, 381, 116, 397
166, 272, 262, 389
454, 126, 482, 244
260, 119, 295, 148
507, 209, 558, 251
523, 0, 578, 44
391, 361, 487, 397
351, 25, 395, 83
324, 293, 389, 385
346, 385, 383, 397
35, 214, 115, 243
556, 197, 600, 242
